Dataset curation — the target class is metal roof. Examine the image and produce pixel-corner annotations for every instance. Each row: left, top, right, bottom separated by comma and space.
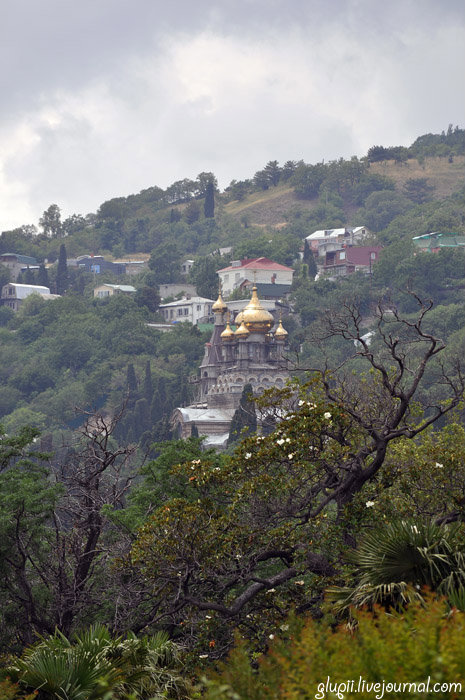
0, 253, 37, 265
218, 257, 294, 273
159, 296, 214, 308
3, 283, 50, 299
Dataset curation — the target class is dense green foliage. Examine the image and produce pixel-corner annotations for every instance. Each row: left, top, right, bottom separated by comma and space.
0, 129, 464, 693
202, 597, 465, 699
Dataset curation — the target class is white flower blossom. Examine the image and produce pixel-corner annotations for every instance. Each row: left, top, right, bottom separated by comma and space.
266, 588, 276, 594
298, 400, 305, 406
288, 453, 294, 459
269, 634, 275, 640
205, 615, 211, 619
276, 438, 285, 445
294, 580, 305, 586
365, 501, 375, 508
199, 654, 209, 659
435, 462, 444, 468
324, 412, 332, 419
285, 437, 291, 443
245, 452, 252, 460
280, 624, 289, 631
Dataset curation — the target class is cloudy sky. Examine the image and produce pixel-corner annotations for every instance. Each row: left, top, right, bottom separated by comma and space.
1, 0, 464, 232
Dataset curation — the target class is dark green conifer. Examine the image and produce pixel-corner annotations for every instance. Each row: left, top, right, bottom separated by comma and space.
143, 360, 154, 403
56, 243, 69, 294
228, 383, 257, 445
204, 181, 215, 218
37, 263, 50, 288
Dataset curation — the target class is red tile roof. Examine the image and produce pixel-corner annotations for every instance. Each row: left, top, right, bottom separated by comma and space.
217, 257, 294, 273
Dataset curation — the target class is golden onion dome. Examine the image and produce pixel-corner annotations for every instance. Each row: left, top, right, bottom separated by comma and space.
212, 291, 227, 313
234, 309, 244, 326
235, 320, 250, 339
221, 321, 235, 341
274, 318, 288, 339
241, 286, 274, 333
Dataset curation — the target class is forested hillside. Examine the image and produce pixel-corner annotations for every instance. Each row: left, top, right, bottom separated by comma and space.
0, 129, 465, 696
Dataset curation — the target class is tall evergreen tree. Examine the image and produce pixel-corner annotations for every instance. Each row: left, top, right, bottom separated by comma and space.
303, 239, 317, 278
134, 398, 151, 440
204, 181, 215, 218
24, 266, 34, 284
56, 244, 69, 294
143, 360, 154, 403
227, 383, 257, 445
37, 263, 49, 288
190, 422, 199, 438
126, 364, 138, 406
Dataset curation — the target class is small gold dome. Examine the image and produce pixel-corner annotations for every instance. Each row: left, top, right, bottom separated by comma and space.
274, 318, 288, 339
241, 286, 274, 333
221, 321, 235, 341
235, 320, 250, 339
212, 291, 227, 313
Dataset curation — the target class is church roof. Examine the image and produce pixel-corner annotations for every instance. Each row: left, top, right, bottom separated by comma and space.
217, 257, 294, 273
176, 407, 235, 423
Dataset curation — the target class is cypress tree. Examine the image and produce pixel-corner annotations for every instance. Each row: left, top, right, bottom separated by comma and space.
204, 181, 215, 218
37, 263, 50, 288
303, 239, 317, 279
134, 398, 151, 439
56, 243, 69, 294
228, 383, 257, 445
191, 422, 199, 438
143, 360, 154, 403
24, 266, 34, 284
151, 390, 163, 423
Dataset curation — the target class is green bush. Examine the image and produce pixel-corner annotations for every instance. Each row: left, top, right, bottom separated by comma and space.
203, 598, 465, 699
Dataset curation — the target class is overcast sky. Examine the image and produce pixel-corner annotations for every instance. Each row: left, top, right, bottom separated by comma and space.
1, 0, 464, 232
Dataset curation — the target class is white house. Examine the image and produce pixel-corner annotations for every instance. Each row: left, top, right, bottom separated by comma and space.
93, 284, 136, 298
305, 227, 371, 254
159, 296, 214, 325
1, 283, 57, 311
217, 257, 294, 298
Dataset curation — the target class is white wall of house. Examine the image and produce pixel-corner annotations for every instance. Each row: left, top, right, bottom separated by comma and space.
159, 297, 214, 325
218, 264, 293, 297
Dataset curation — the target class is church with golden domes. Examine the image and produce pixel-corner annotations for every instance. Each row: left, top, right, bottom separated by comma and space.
170, 286, 290, 448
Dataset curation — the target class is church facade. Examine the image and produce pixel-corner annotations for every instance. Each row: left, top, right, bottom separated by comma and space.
170, 287, 290, 448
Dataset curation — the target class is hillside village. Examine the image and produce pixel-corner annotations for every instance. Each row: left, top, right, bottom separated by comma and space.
1, 130, 465, 694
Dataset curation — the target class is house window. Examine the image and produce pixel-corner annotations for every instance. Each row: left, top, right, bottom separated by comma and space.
177, 308, 183, 316
339, 251, 346, 260
197, 304, 201, 311
184, 308, 189, 316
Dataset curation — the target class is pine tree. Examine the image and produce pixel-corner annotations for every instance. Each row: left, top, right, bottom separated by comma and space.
24, 266, 34, 284
204, 181, 215, 218
56, 244, 69, 294
228, 384, 257, 445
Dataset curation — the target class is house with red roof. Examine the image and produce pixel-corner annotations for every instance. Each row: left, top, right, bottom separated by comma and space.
217, 257, 294, 298
323, 246, 382, 278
